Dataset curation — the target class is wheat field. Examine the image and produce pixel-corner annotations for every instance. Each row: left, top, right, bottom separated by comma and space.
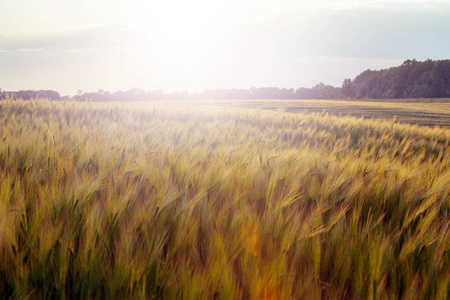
0, 100, 449, 299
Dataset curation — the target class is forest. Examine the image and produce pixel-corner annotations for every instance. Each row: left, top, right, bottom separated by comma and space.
342, 59, 450, 99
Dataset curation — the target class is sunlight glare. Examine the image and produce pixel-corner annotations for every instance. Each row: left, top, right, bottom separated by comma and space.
138, 0, 238, 53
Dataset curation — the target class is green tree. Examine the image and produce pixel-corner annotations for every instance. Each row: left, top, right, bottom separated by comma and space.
341, 79, 355, 98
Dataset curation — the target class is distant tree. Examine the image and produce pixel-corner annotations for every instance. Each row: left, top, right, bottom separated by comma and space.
405, 59, 433, 97
37, 90, 60, 100
341, 79, 355, 98
431, 60, 450, 97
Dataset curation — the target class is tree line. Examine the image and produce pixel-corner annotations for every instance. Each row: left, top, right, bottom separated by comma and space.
342, 59, 450, 99
0, 90, 61, 101
0, 84, 340, 101
2, 59, 450, 101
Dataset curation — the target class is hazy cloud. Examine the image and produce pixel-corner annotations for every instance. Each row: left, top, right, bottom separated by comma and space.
0, 25, 136, 51
233, 4, 450, 60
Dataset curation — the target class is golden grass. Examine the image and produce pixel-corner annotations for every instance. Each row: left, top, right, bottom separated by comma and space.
0, 100, 449, 299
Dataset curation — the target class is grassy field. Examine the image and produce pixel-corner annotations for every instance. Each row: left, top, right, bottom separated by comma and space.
202, 99, 450, 127
0, 99, 449, 299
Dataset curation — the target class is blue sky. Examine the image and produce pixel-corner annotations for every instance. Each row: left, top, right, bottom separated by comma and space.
1, 0, 450, 95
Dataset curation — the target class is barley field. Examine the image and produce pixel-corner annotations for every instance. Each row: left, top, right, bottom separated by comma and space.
0, 100, 449, 299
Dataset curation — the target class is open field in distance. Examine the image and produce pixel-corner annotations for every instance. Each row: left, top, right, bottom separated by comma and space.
200, 99, 450, 128
0, 100, 449, 299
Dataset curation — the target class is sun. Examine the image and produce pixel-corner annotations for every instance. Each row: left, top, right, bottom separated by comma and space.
133, 0, 239, 53
124, 0, 250, 89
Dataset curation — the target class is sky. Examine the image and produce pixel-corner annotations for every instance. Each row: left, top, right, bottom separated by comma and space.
1, 0, 450, 95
